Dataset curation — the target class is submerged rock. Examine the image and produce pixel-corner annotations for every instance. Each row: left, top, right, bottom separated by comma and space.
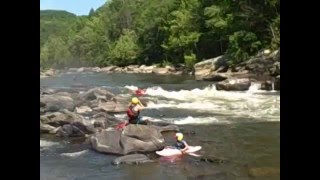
248, 167, 280, 177
112, 154, 154, 165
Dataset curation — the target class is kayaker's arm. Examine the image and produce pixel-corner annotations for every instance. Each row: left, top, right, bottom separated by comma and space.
134, 104, 144, 111
180, 141, 189, 153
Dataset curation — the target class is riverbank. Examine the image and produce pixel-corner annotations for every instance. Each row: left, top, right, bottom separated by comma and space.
41, 49, 280, 91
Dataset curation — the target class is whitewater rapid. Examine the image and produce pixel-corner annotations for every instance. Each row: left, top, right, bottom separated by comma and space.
124, 84, 280, 124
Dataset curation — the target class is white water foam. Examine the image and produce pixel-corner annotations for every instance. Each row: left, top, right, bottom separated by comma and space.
60, 150, 89, 158
124, 85, 139, 91
124, 84, 280, 122
40, 140, 59, 147
166, 116, 226, 125
114, 113, 127, 120
126, 84, 278, 101
146, 100, 223, 111
114, 113, 166, 123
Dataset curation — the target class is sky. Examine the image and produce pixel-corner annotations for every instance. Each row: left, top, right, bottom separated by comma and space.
40, 0, 107, 16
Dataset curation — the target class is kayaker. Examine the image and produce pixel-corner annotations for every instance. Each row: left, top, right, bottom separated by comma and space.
135, 88, 146, 96
126, 97, 149, 125
174, 132, 189, 153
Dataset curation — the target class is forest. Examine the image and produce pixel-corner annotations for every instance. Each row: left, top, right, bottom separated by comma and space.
40, 0, 280, 70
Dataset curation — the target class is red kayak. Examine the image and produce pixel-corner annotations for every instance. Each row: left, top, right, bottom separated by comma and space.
135, 89, 146, 96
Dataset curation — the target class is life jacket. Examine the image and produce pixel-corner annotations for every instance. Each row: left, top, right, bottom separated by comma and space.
126, 104, 140, 121
175, 140, 186, 150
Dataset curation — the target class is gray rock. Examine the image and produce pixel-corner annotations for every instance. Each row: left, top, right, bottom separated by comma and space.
40, 94, 75, 112
91, 125, 166, 155
202, 73, 228, 81
112, 154, 154, 165
260, 80, 273, 91
216, 78, 251, 91
274, 75, 280, 91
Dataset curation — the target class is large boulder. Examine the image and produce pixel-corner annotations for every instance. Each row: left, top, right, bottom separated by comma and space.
274, 75, 280, 91
242, 49, 279, 78
91, 128, 123, 154
202, 73, 228, 81
152, 67, 169, 75
94, 101, 127, 113
40, 110, 95, 136
173, 71, 183, 75
40, 110, 82, 126
79, 87, 115, 102
77, 67, 85, 72
44, 68, 56, 76
40, 122, 59, 134
272, 49, 280, 61
165, 65, 176, 72
101, 112, 124, 127
93, 96, 133, 113
194, 59, 215, 80
40, 74, 48, 78
100, 66, 118, 72
269, 61, 280, 76
112, 154, 154, 165
91, 125, 166, 155
260, 80, 273, 91
216, 78, 251, 91
140, 65, 155, 73
90, 67, 101, 72
91, 112, 120, 129
56, 124, 88, 137
121, 125, 165, 154
114, 67, 124, 73
245, 59, 271, 73
125, 65, 140, 72
194, 56, 228, 80
40, 94, 75, 112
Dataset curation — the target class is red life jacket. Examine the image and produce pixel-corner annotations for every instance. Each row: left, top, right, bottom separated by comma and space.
126, 105, 139, 120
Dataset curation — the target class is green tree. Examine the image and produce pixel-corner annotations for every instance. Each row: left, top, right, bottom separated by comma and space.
40, 0, 280, 69
161, 0, 201, 66
108, 29, 141, 66
89, 8, 95, 16
40, 36, 72, 68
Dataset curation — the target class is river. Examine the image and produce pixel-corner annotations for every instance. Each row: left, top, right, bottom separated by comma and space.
40, 72, 280, 179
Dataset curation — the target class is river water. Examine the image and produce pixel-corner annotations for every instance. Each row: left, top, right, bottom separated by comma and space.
40, 72, 280, 180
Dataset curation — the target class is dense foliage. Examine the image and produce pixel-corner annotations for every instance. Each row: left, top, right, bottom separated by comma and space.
40, 0, 280, 69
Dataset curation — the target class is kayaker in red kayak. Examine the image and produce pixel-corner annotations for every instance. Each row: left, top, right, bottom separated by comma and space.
135, 88, 146, 96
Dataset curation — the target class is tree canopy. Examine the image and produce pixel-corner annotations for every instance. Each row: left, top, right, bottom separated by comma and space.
40, 0, 280, 69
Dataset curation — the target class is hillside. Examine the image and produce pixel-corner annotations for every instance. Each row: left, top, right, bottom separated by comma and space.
40, 10, 77, 48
